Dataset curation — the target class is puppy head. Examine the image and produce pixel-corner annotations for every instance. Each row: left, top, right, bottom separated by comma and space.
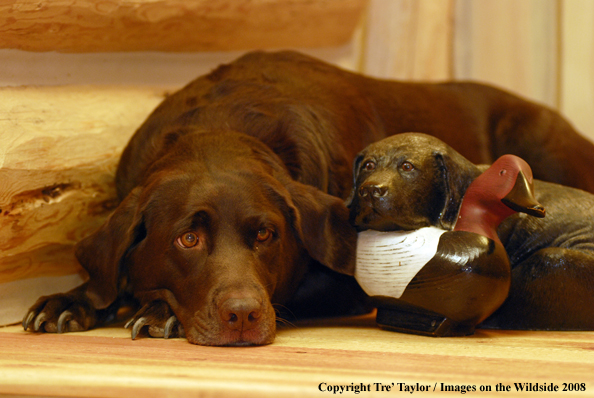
346, 133, 481, 231
75, 132, 356, 346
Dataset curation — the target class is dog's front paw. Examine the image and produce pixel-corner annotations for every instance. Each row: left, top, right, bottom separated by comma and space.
125, 300, 184, 340
23, 291, 97, 334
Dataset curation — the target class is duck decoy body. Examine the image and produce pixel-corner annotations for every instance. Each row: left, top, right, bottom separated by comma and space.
355, 155, 546, 336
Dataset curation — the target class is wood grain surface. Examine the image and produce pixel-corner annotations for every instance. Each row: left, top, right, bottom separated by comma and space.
0, 85, 171, 325
0, 314, 593, 397
0, 0, 367, 52
0, 86, 169, 278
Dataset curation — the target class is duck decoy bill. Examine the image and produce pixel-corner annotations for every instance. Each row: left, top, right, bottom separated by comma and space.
501, 171, 546, 218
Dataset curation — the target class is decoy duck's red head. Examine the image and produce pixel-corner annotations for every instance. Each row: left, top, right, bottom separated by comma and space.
461, 154, 546, 220
346, 133, 481, 231
453, 154, 546, 241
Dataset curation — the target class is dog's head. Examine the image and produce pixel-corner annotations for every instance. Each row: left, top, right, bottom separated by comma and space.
75, 132, 356, 346
346, 133, 482, 231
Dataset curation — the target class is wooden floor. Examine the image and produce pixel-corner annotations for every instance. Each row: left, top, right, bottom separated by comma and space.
1, 313, 593, 397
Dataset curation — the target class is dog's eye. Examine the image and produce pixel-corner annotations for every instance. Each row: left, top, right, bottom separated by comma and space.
177, 232, 199, 248
401, 161, 414, 172
363, 161, 376, 171
256, 228, 274, 242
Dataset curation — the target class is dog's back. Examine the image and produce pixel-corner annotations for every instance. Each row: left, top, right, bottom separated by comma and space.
117, 50, 594, 201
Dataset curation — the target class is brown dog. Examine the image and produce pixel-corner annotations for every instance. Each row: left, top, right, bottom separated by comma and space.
348, 133, 594, 330
23, 51, 594, 345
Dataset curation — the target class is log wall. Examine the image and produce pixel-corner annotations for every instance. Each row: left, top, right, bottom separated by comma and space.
0, 86, 170, 323
0, 0, 367, 52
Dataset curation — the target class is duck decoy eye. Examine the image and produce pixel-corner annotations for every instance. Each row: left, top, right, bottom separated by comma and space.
401, 161, 414, 172
363, 161, 376, 171
499, 169, 507, 176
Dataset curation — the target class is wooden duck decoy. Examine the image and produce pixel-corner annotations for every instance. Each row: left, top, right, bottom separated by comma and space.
355, 155, 546, 336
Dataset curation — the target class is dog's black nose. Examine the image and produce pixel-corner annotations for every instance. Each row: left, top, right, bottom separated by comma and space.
359, 183, 388, 199
219, 298, 262, 331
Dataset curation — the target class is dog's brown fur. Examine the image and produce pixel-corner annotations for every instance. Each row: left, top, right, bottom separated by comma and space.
23, 51, 594, 345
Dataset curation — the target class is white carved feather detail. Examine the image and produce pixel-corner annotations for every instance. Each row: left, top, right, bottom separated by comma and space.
355, 227, 446, 299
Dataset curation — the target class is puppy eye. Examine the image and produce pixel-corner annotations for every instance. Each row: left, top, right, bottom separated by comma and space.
363, 161, 376, 171
256, 228, 274, 242
401, 161, 414, 172
176, 232, 199, 248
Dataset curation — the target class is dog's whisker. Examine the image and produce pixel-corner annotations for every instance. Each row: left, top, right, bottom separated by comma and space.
275, 317, 297, 328
272, 303, 296, 319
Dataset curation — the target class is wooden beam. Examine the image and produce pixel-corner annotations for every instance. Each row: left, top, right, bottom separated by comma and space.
0, 0, 368, 53
0, 85, 171, 325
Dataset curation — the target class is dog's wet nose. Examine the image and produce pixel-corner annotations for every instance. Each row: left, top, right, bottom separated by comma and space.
359, 183, 388, 199
219, 297, 262, 331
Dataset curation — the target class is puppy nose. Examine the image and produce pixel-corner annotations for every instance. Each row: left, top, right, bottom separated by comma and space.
359, 183, 388, 198
219, 298, 262, 331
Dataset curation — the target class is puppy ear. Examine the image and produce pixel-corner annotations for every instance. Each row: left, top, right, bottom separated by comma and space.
344, 153, 364, 208
75, 187, 144, 309
434, 151, 481, 229
284, 180, 357, 276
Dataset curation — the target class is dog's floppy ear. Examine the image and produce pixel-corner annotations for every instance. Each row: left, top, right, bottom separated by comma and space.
75, 187, 145, 309
344, 152, 364, 208
283, 180, 357, 276
433, 151, 481, 229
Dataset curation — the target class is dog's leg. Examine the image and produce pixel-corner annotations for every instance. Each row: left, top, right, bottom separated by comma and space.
481, 247, 594, 330
22, 283, 118, 333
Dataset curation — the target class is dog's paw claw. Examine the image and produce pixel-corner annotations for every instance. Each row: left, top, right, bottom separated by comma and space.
57, 310, 72, 333
124, 317, 135, 330
33, 312, 47, 332
57, 310, 83, 333
164, 316, 177, 339
22, 311, 35, 331
130, 317, 148, 340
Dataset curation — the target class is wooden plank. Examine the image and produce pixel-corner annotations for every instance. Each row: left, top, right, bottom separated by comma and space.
0, 85, 171, 325
0, 316, 593, 397
362, 0, 454, 80
453, 0, 558, 108
559, 0, 594, 142
0, 0, 368, 53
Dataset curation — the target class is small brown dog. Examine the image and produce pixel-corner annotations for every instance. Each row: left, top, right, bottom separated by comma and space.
348, 133, 594, 330
23, 51, 594, 345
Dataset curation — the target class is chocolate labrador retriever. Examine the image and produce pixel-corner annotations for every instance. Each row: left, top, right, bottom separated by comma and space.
23, 51, 594, 345
348, 133, 594, 330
